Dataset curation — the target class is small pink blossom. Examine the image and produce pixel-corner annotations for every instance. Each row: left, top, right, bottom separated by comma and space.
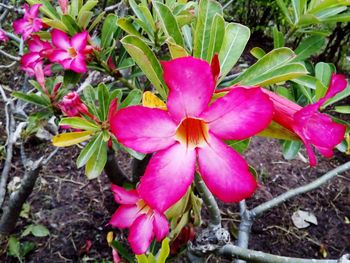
49, 29, 92, 73
58, 0, 68, 14
59, 92, 90, 117
109, 185, 169, 255
0, 30, 9, 42
263, 74, 347, 166
13, 4, 43, 40
110, 57, 274, 213
112, 249, 121, 263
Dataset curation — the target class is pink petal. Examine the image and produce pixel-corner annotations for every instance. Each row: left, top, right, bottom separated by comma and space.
21, 52, 41, 67
197, 134, 257, 203
153, 211, 169, 241
112, 249, 121, 263
111, 185, 139, 205
137, 143, 196, 213
71, 31, 88, 51
201, 87, 273, 140
13, 19, 26, 34
162, 57, 215, 122
51, 29, 71, 50
128, 214, 154, 255
29, 4, 42, 17
110, 106, 177, 153
318, 74, 348, 106
49, 50, 70, 62
70, 56, 87, 73
109, 205, 140, 228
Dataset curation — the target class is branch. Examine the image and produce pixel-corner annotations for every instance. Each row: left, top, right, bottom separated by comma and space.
0, 49, 20, 61
0, 28, 21, 43
251, 161, 350, 217
0, 61, 17, 69
218, 244, 350, 263
194, 173, 221, 227
0, 86, 16, 207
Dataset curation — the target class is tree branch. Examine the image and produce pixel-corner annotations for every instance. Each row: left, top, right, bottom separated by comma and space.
251, 161, 350, 217
218, 244, 350, 263
0, 49, 20, 61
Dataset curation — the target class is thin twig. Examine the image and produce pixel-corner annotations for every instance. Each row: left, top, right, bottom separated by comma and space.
251, 161, 350, 217
218, 244, 349, 263
0, 61, 17, 68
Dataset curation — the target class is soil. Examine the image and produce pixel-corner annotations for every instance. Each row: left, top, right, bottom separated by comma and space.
0, 39, 349, 263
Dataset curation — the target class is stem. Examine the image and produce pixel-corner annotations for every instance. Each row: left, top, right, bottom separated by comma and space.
104, 149, 131, 186
235, 201, 253, 263
131, 154, 151, 182
118, 76, 137, 90
285, 26, 297, 43
218, 244, 349, 263
194, 173, 221, 227
251, 161, 350, 218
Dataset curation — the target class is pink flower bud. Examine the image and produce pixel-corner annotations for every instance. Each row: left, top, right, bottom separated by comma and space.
58, 0, 68, 14
59, 92, 89, 117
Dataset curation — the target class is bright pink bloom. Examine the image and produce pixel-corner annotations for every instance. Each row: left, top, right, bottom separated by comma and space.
263, 74, 347, 166
59, 92, 90, 117
58, 0, 68, 14
109, 185, 169, 255
0, 30, 9, 42
110, 57, 274, 213
112, 249, 121, 263
49, 29, 92, 73
13, 4, 43, 40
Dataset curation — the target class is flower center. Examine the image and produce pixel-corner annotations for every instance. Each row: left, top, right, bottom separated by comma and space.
136, 200, 152, 215
175, 118, 209, 149
67, 47, 78, 58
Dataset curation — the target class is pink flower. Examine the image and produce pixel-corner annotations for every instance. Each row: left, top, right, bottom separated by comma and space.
58, 0, 68, 14
112, 249, 121, 263
59, 92, 90, 117
13, 4, 43, 40
110, 57, 274, 213
0, 29, 9, 42
109, 185, 169, 255
263, 74, 347, 166
49, 29, 92, 73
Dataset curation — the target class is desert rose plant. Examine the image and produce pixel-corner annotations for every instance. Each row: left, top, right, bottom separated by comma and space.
0, 0, 349, 263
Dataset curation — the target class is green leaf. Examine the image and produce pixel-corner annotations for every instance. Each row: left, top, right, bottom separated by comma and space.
85, 139, 107, 179
121, 35, 167, 98
293, 35, 325, 62
250, 47, 266, 59
62, 15, 80, 35
129, 0, 155, 36
258, 121, 300, 141
12, 92, 50, 107
273, 26, 285, 48
120, 89, 142, 108
30, 225, 50, 237
193, 0, 222, 60
153, 1, 184, 46
63, 70, 81, 88
8, 236, 20, 259
315, 62, 333, 100
41, 18, 67, 31
77, 132, 103, 168
283, 140, 301, 160
79, 0, 98, 13
117, 17, 144, 38
97, 83, 109, 121
20, 203, 30, 219
83, 85, 99, 117
230, 48, 307, 86
101, 14, 119, 49
206, 14, 225, 62
88, 11, 106, 32
136, 254, 149, 263
166, 188, 191, 219
334, 106, 350, 114
276, 0, 294, 25
20, 242, 36, 257
77, 11, 93, 29
167, 39, 189, 59
70, 0, 82, 18
59, 117, 100, 131
226, 139, 251, 153
218, 23, 250, 81
157, 238, 170, 263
